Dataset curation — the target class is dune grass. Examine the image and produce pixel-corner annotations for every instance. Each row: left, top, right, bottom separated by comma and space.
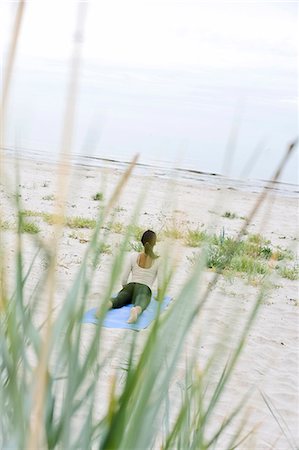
186, 231, 295, 279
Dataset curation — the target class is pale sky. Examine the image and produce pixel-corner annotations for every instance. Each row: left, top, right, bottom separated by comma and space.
1, 1, 297, 72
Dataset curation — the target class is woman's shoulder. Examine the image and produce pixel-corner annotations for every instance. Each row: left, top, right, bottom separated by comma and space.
130, 252, 139, 263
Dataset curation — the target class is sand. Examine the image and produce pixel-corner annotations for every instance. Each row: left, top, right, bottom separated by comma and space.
1, 155, 298, 449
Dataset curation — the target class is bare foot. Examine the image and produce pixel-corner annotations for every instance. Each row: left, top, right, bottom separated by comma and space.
127, 306, 142, 324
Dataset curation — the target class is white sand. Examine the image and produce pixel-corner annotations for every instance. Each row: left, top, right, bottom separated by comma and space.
1, 155, 298, 449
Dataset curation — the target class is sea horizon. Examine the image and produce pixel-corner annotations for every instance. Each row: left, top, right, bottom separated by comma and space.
3, 58, 298, 185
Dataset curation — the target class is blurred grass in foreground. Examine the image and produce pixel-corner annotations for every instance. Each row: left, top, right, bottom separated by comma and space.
0, 3, 297, 447
0, 166, 256, 449
0, 146, 297, 449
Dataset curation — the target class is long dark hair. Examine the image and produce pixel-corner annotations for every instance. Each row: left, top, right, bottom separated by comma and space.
141, 230, 158, 259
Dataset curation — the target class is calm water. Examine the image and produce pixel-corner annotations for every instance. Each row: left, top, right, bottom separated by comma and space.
4, 60, 298, 184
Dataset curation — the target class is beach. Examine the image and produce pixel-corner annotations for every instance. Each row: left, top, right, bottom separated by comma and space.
1, 154, 298, 449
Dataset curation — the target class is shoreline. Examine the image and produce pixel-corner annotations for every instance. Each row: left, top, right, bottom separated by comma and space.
2, 145, 298, 198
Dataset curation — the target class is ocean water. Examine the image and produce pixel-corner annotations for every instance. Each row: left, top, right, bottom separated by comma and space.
4, 60, 298, 185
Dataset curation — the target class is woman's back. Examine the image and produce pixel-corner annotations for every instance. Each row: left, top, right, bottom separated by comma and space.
137, 252, 154, 269
122, 252, 159, 289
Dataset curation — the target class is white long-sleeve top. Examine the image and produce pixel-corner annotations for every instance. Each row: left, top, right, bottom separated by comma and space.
121, 252, 162, 290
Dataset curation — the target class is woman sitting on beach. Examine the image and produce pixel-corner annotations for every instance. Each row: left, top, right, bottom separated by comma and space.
97, 230, 161, 324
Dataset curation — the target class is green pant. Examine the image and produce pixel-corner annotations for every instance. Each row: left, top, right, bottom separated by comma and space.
112, 282, 152, 311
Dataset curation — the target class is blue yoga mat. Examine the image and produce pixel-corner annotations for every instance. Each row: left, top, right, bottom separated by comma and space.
82, 295, 172, 331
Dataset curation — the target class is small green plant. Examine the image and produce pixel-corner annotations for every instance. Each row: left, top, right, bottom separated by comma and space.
185, 229, 207, 247
206, 244, 229, 270
99, 242, 111, 254
66, 216, 96, 229
20, 221, 40, 234
92, 192, 104, 201
110, 221, 124, 234
68, 231, 89, 243
222, 211, 238, 219
279, 265, 299, 280
0, 219, 11, 230
258, 246, 273, 259
68, 231, 79, 240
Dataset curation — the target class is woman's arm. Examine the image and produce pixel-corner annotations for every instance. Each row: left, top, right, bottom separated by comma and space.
121, 253, 133, 287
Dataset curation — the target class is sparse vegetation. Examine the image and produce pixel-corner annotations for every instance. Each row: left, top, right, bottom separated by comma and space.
222, 211, 238, 219
68, 231, 79, 240
110, 221, 124, 234
247, 233, 270, 246
186, 231, 294, 279
230, 255, 268, 275
99, 242, 111, 254
185, 229, 208, 247
272, 247, 294, 261
67, 216, 96, 229
68, 231, 89, 243
279, 265, 299, 280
